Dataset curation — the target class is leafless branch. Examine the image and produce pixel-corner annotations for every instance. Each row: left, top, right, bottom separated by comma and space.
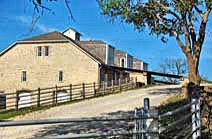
64, 0, 75, 21
28, 0, 74, 32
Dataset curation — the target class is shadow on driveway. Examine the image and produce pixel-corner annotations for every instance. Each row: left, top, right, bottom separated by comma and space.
148, 87, 181, 95
32, 110, 136, 138
32, 87, 180, 138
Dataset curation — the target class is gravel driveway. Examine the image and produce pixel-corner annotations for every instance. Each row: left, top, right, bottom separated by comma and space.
0, 85, 181, 139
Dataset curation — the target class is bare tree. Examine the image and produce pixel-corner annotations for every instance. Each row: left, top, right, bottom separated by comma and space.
28, 0, 74, 32
159, 58, 187, 83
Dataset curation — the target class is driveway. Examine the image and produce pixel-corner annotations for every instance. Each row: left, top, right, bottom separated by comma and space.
0, 85, 181, 139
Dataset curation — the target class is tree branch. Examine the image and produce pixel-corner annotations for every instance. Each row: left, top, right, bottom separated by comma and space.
64, 0, 75, 21
157, 2, 181, 20
194, 5, 204, 17
173, 31, 188, 55
181, 13, 191, 51
196, 9, 211, 58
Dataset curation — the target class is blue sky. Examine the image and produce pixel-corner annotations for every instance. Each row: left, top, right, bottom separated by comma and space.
0, 0, 211, 79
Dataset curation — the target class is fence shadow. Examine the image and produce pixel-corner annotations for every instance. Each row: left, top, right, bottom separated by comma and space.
32, 110, 136, 138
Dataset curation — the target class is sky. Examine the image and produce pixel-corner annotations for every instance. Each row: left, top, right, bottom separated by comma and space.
0, 0, 211, 80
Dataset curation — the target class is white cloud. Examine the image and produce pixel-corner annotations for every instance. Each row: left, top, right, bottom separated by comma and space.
16, 15, 57, 33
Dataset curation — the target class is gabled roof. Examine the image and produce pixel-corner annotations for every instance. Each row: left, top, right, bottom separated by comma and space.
0, 32, 103, 64
22, 31, 67, 41
79, 40, 106, 45
63, 27, 82, 36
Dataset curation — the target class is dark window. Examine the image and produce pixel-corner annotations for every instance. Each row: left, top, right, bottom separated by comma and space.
37, 46, 42, 56
22, 71, 27, 82
75, 33, 80, 41
121, 59, 125, 67
45, 46, 49, 56
59, 71, 63, 81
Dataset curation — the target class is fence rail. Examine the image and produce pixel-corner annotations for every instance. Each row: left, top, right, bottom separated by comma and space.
0, 79, 137, 112
0, 95, 201, 139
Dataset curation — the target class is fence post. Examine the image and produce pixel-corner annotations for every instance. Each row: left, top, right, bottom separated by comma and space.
82, 83, 85, 99
52, 91, 55, 105
15, 91, 19, 111
135, 77, 138, 88
133, 108, 137, 139
192, 98, 201, 139
102, 81, 105, 96
196, 98, 201, 138
143, 98, 150, 139
134, 107, 142, 139
93, 82, 96, 97
55, 85, 58, 104
112, 80, 114, 93
37, 88, 41, 107
105, 81, 108, 94
119, 78, 122, 92
127, 78, 129, 90
70, 84, 72, 101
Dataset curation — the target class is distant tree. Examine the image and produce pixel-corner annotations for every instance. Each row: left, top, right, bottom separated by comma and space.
98, 0, 212, 86
159, 58, 187, 83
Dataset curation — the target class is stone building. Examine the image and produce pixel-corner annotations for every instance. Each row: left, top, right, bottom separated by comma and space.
0, 29, 119, 109
133, 58, 148, 71
0, 27, 149, 109
78, 39, 129, 85
114, 50, 134, 69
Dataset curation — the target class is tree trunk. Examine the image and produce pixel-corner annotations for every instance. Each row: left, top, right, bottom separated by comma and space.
182, 56, 201, 99
187, 57, 201, 85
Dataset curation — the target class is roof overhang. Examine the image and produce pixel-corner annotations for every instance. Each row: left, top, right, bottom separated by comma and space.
103, 65, 183, 79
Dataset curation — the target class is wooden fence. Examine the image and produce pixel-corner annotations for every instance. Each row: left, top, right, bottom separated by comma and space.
0, 96, 201, 139
0, 79, 137, 112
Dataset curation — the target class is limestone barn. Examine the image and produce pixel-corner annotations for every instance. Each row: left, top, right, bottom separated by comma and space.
0, 31, 101, 93
114, 49, 134, 69
130, 58, 149, 85
133, 58, 148, 71
79, 40, 131, 86
0, 27, 149, 110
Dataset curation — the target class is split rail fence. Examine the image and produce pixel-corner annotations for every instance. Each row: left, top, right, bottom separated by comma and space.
0, 79, 137, 112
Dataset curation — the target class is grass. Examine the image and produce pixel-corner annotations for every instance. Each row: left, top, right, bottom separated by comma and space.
0, 84, 155, 120
157, 93, 190, 138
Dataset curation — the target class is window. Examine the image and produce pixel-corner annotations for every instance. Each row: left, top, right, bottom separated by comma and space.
45, 46, 49, 56
37, 46, 42, 56
59, 71, 63, 82
121, 58, 125, 67
21, 71, 27, 82
75, 33, 80, 41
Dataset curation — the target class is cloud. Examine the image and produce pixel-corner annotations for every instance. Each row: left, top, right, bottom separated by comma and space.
16, 15, 57, 33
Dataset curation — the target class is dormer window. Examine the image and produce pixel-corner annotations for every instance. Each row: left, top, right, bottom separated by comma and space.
37, 46, 42, 56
